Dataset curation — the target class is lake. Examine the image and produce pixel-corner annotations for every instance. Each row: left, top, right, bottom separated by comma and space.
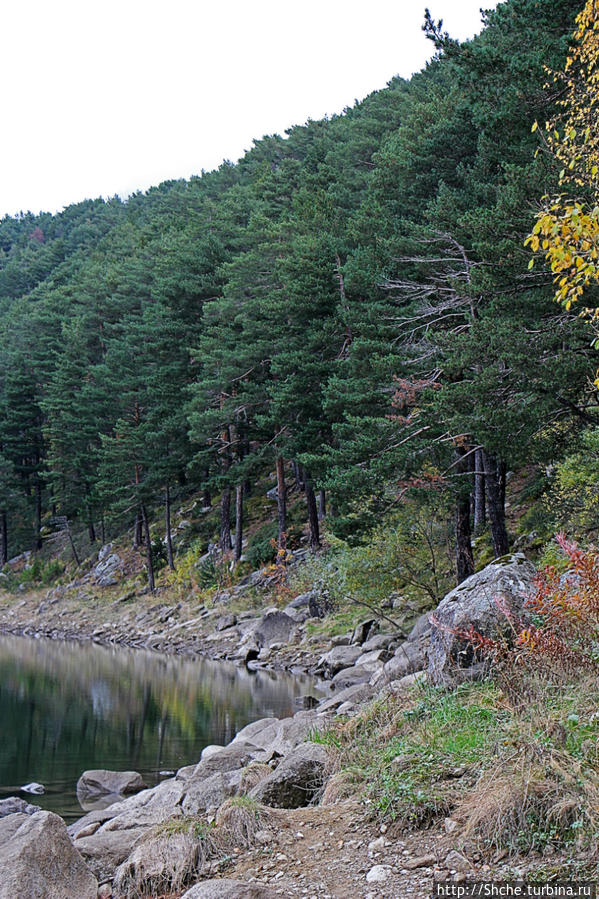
0, 634, 321, 822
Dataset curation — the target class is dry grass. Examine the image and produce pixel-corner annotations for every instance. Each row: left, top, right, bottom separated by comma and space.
112, 817, 217, 899
457, 745, 599, 855
214, 796, 274, 849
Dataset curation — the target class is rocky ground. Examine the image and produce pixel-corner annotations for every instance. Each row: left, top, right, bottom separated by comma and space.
0, 553, 559, 899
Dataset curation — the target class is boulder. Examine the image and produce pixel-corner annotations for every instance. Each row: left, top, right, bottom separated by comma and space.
77, 769, 147, 799
316, 644, 363, 677
330, 665, 371, 689
252, 610, 296, 649
182, 881, 278, 898
360, 633, 399, 652
428, 553, 536, 685
181, 769, 242, 815
351, 619, 378, 645
0, 796, 40, 817
373, 641, 427, 685
215, 614, 237, 631
71, 777, 186, 880
93, 550, 123, 587
406, 611, 433, 644
355, 648, 392, 670
317, 682, 374, 713
0, 810, 97, 899
190, 741, 266, 778
231, 712, 319, 758
249, 741, 329, 808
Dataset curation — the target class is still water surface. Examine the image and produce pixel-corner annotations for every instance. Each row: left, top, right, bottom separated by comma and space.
0, 635, 320, 822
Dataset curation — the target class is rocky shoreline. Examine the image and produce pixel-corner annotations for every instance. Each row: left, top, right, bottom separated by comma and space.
0, 554, 537, 898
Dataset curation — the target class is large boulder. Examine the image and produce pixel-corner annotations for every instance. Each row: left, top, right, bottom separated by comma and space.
428, 553, 536, 685
0, 810, 97, 899
249, 741, 329, 808
182, 881, 278, 898
77, 769, 147, 799
252, 610, 296, 649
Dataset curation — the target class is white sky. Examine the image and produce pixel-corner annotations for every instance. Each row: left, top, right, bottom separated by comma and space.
0, 0, 499, 218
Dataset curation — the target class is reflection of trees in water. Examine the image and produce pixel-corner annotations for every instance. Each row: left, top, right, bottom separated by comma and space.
0, 636, 318, 801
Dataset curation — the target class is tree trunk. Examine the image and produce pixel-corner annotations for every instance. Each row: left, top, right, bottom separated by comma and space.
318, 489, 326, 520
165, 483, 175, 571
66, 520, 81, 567
100, 515, 106, 545
482, 449, 509, 557
293, 461, 304, 491
275, 455, 287, 551
35, 480, 42, 551
234, 483, 243, 564
473, 448, 486, 532
133, 510, 142, 548
140, 503, 155, 592
202, 469, 211, 508
455, 493, 474, 583
0, 511, 7, 567
220, 487, 232, 553
304, 476, 320, 552
454, 448, 474, 583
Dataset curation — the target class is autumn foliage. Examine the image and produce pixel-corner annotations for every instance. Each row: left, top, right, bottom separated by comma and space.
527, 0, 599, 319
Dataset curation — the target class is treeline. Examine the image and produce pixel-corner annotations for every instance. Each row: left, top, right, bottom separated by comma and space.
0, 0, 596, 588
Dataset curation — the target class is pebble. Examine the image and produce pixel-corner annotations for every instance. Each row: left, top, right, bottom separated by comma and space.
366, 864, 392, 883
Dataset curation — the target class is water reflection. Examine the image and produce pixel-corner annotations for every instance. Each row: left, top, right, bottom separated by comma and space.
0, 635, 320, 821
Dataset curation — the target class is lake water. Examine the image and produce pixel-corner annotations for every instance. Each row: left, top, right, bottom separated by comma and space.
0, 634, 321, 822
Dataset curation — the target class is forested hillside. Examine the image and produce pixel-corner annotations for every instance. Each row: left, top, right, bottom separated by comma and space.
1, 0, 596, 590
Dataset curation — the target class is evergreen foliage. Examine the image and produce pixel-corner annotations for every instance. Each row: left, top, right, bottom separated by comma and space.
0, 0, 595, 588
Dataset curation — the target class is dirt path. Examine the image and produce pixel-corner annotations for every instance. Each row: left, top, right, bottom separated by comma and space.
209, 801, 462, 899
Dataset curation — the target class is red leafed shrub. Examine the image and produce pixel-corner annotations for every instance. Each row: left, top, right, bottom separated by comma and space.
515, 534, 599, 676
436, 534, 599, 683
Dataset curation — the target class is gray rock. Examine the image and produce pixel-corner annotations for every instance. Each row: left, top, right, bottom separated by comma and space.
316, 644, 363, 677
74, 827, 148, 882
330, 632, 352, 646
0, 796, 41, 817
331, 665, 371, 689
249, 741, 329, 808
231, 712, 319, 759
428, 554, 536, 685
191, 741, 265, 778
373, 641, 427, 685
386, 670, 427, 694
361, 633, 399, 652
0, 810, 97, 899
93, 551, 123, 586
406, 611, 433, 643
351, 619, 378, 645
77, 769, 147, 799
215, 613, 238, 631
21, 781, 44, 794
317, 682, 374, 713
355, 648, 392, 670
253, 610, 296, 648
181, 769, 242, 815
182, 880, 278, 898
71, 777, 186, 880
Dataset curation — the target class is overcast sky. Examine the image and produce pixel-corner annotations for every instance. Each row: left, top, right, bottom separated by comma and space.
0, 0, 499, 218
